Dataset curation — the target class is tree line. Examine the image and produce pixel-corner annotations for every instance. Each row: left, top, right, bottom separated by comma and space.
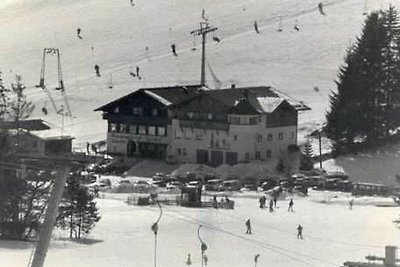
325, 6, 400, 153
0, 73, 100, 240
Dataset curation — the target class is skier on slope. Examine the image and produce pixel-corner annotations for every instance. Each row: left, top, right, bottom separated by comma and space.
136, 65, 140, 79
94, 64, 101, 77
130, 0, 135, 6
245, 219, 252, 234
288, 199, 294, 211
297, 224, 303, 239
77, 28, 82, 39
254, 20, 260, 34
213, 36, 221, 43
318, 2, 326, 15
171, 44, 178, 56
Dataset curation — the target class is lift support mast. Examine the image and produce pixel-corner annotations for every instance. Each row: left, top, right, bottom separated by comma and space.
36, 48, 73, 117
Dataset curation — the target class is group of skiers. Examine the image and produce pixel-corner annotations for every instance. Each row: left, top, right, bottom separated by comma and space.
245, 218, 303, 239
247, 198, 300, 238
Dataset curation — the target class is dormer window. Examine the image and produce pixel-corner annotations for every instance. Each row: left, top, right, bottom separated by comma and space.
132, 107, 142, 116
207, 113, 213, 120
113, 107, 119, 113
187, 112, 194, 119
152, 108, 158, 117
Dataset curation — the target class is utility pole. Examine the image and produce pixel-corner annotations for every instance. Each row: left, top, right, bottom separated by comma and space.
30, 166, 70, 267
190, 22, 217, 87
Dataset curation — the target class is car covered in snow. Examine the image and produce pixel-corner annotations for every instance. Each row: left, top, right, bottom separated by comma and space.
166, 181, 184, 190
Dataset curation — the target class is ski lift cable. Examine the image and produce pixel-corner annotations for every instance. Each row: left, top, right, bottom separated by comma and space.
213, 208, 382, 249
166, 208, 337, 267
144, 206, 341, 267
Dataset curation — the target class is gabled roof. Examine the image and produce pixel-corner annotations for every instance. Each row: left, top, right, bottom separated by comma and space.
0, 119, 51, 131
95, 85, 202, 111
256, 97, 285, 113
206, 86, 310, 111
172, 86, 310, 114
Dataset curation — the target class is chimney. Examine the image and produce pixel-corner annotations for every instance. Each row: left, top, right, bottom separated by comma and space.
231, 84, 236, 89
385, 246, 397, 266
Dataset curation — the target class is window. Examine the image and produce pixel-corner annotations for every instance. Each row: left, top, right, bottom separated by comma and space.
184, 129, 192, 139
148, 126, 156, 136
255, 151, 260, 159
132, 107, 142, 116
187, 112, 194, 119
267, 133, 273, 141
266, 150, 272, 158
234, 135, 237, 141
183, 148, 187, 156
109, 123, 118, 132
257, 134, 263, 143
157, 126, 166, 136
290, 131, 295, 139
175, 129, 183, 139
279, 132, 284, 140
245, 152, 250, 160
195, 133, 203, 140
250, 117, 257, 124
152, 108, 158, 117
120, 124, 128, 133
208, 113, 213, 120
138, 125, 147, 135
129, 125, 137, 134
177, 148, 181, 156
113, 107, 119, 113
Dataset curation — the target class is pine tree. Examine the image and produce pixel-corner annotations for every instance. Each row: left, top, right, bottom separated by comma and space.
300, 141, 314, 171
57, 174, 101, 239
325, 7, 400, 151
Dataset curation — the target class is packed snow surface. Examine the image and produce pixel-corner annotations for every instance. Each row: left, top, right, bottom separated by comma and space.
1, 193, 399, 267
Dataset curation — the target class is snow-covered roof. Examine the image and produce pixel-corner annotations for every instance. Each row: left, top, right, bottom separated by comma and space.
143, 90, 172, 106
256, 97, 285, 113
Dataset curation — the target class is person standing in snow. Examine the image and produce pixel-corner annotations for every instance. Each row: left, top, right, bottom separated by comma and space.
94, 64, 101, 77
135, 65, 141, 79
245, 219, 252, 234
273, 196, 277, 208
86, 142, 90, 154
349, 199, 354, 210
318, 2, 326, 15
297, 224, 303, 239
288, 199, 294, 212
269, 199, 274, 212
171, 44, 177, 56
77, 28, 82, 39
254, 20, 260, 34
259, 196, 265, 208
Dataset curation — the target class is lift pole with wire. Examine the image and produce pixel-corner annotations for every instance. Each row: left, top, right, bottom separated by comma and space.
190, 22, 217, 87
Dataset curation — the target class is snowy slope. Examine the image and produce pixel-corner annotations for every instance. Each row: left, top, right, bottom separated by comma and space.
0, 0, 391, 148
1, 195, 399, 267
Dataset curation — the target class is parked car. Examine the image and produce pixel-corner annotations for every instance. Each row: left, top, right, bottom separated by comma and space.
240, 183, 257, 192
118, 179, 131, 185
204, 179, 223, 191
152, 180, 167, 188
186, 180, 201, 188
166, 181, 184, 190
222, 180, 241, 191
260, 179, 277, 191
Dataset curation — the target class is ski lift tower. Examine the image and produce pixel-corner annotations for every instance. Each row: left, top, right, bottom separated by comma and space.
190, 22, 217, 87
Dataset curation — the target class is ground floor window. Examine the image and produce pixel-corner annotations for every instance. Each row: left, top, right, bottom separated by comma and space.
157, 126, 166, 136
266, 150, 272, 158
255, 151, 260, 159
245, 152, 250, 160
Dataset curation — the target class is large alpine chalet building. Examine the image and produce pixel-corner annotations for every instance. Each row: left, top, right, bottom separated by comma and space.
95, 84, 309, 167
